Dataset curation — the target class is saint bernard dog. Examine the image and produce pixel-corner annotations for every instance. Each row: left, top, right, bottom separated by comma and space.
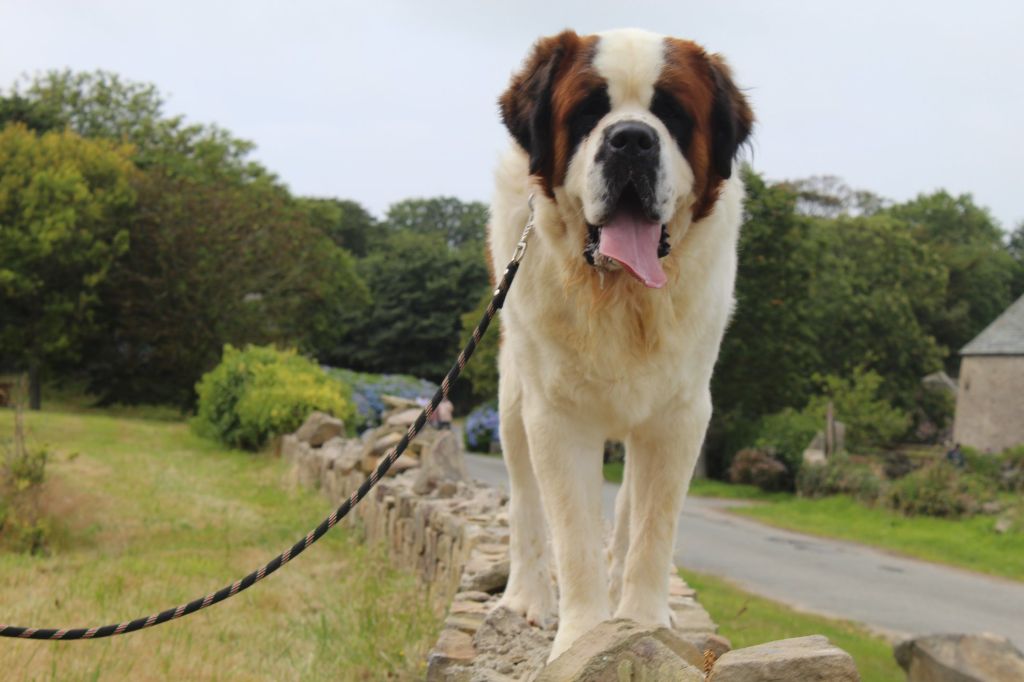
488, 28, 753, 660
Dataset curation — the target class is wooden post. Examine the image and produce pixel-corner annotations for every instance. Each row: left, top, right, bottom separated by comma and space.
825, 400, 835, 457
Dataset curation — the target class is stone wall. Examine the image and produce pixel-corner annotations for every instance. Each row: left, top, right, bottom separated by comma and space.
954, 355, 1024, 453
283, 410, 861, 681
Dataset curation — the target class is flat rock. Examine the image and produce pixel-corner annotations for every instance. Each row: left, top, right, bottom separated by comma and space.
294, 411, 344, 446
320, 437, 361, 474
710, 635, 859, 681
371, 431, 403, 455
470, 606, 553, 681
459, 551, 510, 594
414, 429, 468, 496
538, 619, 704, 682
386, 408, 421, 427
427, 628, 477, 682
381, 394, 422, 411
894, 633, 1024, 682
389, 453, 420, 476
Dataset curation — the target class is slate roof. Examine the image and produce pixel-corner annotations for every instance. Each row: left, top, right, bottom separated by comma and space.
961, 294, 1024, 356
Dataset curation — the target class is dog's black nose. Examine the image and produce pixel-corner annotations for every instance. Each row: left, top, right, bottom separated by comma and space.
604, 121, 658, 158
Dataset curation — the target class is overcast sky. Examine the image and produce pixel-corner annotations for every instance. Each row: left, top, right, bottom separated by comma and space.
2, 1, 1022, 229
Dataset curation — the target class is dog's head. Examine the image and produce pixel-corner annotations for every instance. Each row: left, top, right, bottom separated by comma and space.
500, 29, 752, 288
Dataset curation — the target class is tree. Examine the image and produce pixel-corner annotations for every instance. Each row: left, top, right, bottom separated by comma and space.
779, 175, 887, 219
10, 69, 279, 187
0, 124, 137, 407
803, 212, 946, 407
708, 168, 819, 474
886, 191, 1018, 366
87, 170, 369, 406
384, 197, 488, 250
459, 292, 501, 405
1009, 221, 1024, 298
328, 230, 489, 380
0, 94, 60, 133
297, 197, 380, 257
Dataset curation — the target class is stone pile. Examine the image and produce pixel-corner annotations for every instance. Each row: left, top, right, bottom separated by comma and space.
283, 412, 862, 681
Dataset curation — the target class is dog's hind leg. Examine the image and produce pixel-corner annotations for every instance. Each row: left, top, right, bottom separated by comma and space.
495, 369, 555, 628
523, 403, 610, 661
615, 393, 710, 627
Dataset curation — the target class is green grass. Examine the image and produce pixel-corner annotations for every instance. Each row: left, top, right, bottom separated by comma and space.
602, 463, 786, 501
682, 570, 903, 682
603, 461, 625, 483
0, 406, 441, 681
732, 495, 1024, 582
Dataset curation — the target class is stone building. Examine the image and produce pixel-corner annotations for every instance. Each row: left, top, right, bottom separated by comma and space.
953, 294, 1024, 453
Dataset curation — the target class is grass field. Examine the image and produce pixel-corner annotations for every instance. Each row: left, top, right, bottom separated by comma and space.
0, 406, 441, 681
682, 570, 903, 682
732, 494, 1024, 582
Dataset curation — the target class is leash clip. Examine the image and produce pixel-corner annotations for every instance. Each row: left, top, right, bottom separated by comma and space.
511, 193, 536, 264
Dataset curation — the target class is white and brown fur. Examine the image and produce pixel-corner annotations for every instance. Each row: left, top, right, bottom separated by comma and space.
488, 28, 753, 660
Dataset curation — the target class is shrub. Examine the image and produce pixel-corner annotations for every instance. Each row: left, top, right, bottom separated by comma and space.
465, 403, 500, 453
728, 448, 789, 492
755, 409, 819, 479
194, 345, 356, 450
797, 453, 882, 503
1, 391, 50, 554
805, 368, 910, 451
327, 368, 437, 431
999, 446, 1024, 493
882, 450, 916, 480
885, 462, 989, 518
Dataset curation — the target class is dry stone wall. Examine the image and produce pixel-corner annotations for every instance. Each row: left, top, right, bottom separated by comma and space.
283, 408, 861, 680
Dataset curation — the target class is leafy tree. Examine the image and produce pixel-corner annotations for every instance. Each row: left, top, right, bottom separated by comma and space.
886, 191, 1017, 364
329, 230, 489, 380
708, 168, 818, 474
297, 197, 380, 257
384, 197, 488, 250
459, 292, 500, 405
0, 94, 60, 133
803, 212, 946, 407
87, 170, 368, 406
1009, 221, 1024, 298
804, 368, 911, 451
11, 69, 278, 187
779, 175, 887, 218
0, 124, 137, 407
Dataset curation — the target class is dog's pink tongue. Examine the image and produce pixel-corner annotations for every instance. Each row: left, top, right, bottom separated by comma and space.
598, 208, 667, 289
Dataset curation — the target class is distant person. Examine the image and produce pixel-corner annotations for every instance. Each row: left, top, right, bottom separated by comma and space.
435, 398, 454, 430
946, 442, 965, 468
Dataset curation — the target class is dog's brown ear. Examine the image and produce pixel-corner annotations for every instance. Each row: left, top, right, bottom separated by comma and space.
499, 30, 576, 177
707, 54, 753, 180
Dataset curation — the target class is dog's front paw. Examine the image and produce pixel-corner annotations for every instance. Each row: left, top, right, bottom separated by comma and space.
547, 620, 593, 663
496, 586, 556, 630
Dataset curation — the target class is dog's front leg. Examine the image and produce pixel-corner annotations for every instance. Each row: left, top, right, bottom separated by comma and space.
496, 372, 555, 627
615, 394, 711, 626
523, 403, 610, 662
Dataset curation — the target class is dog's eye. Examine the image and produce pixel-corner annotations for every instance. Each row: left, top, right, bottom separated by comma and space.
651, 88, 693, 153
567, 86, 611, 153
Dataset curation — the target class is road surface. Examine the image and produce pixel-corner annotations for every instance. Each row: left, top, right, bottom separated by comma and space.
466, 453, 1024, 648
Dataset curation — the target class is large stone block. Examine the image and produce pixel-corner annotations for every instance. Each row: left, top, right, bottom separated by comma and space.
294, 410, 344, 446
538, 619, 704, 682
894, 633, 1024, 682
413, 429, 468, 496
709, 635, 859, 681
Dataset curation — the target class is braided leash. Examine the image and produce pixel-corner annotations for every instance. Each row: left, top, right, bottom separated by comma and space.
0, 197, 536, 641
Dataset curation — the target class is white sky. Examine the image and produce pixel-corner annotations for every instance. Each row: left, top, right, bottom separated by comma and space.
2, 0, 1022, 229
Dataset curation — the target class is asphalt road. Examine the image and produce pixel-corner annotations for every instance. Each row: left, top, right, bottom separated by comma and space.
465, 453, 1024, 649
